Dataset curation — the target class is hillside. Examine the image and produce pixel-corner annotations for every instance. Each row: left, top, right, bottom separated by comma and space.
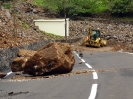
0, 0, 133, 52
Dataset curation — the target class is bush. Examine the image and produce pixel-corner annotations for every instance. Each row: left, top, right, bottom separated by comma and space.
2, 3, 11, 9
33, 0, 93, 17
110, 0, 133, 16
32, 0, 133, 17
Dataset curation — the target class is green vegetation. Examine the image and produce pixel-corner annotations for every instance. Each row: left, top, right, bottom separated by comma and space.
22, 22, 30, 28
2, 3, 11, 9
110, 0, 133, 16
42, 32, 64, 39
32, 0, 133, 18
2, 0, 133, 18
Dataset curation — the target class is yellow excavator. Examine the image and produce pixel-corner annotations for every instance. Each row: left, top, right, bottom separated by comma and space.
83, 26, 107, 47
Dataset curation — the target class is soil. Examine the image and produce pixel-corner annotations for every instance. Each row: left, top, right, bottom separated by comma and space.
0, 1, 133, 52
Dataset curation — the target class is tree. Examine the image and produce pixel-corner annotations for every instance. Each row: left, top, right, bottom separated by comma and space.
110, 0, 132, 16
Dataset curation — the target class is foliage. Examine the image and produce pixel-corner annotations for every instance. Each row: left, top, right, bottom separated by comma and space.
110, 0, 133, 16
32, 0, 110, 17
22, 22, 29, 28
2, 3, 11, 9
22, 0, 133, 17
42, 32, 64, 39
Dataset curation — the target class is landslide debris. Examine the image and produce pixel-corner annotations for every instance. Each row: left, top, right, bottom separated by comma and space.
11, 50, 37, 72
11, 42, 75, 76
0, 72, 6, 78
1, 0, 133, 51
0, 7, 45, 49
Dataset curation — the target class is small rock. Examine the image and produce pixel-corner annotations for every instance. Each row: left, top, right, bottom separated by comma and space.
79, 51, 83, 58
79, 61, 82, 64
0, 73, 6, 78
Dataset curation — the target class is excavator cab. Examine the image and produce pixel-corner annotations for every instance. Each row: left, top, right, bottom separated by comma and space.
83, 26, 107, 47
91, 30, 100, 40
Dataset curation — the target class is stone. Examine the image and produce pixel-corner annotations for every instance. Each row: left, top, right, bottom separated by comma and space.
17, 49, 37, 57
11, 49, 36, 72
11, 57, 29, 72
23, 42, 75, 76
0, 72, 6, 78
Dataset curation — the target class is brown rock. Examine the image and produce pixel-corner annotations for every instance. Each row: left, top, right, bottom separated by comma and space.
11, 57, 29, 72
18, 49, 37, 57
23, 42, 75, 76
79, 61, 82, 64
0, 73, 6, 78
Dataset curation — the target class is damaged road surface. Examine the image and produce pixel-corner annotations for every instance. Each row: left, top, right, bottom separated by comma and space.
1, 50, 133, 99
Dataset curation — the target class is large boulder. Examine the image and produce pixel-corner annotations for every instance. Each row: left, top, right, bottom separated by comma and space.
23, 42, 75, 76
17, 49, 37, 57
11, 57, 29, 72
11, 49, 37, 72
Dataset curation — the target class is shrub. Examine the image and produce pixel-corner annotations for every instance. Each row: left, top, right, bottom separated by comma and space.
2, 3, 11, 9
110, 0, 133, 16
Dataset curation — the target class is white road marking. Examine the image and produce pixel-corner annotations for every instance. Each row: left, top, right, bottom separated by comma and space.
7, 71, 12, 75
85, 63, 92, 68
118, 51, 133, 55
81, 59, 85, 62
73, 51, 98, 99
0, 71, 13, 79
88, 84, 98, 99
92, 71, 98, 80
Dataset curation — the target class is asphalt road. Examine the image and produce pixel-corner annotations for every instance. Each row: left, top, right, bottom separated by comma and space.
0, 51, 133, 99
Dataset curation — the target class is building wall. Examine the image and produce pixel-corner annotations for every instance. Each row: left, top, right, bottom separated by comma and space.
34, 19, 69, 36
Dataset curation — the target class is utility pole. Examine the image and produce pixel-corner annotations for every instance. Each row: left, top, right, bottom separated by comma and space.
13, 0, 17, 42
64, 0, 67, 43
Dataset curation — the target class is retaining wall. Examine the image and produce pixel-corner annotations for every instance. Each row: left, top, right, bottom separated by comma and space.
0, 40, 50, 71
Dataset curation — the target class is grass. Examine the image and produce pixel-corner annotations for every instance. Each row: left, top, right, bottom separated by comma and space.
43, 32, 64, 39
22, 22, 30, 28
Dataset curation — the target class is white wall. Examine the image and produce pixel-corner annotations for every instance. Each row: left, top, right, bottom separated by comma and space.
34, 18, 69, 36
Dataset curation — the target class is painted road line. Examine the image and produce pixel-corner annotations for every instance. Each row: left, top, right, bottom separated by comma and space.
118, 51, 133, 55
92, 71, 98, 80
73, 51, 80, 58
81, 59, 85, 62
7, 71, 12, 75
3, 71, 13, 78
73, 51, 98, 99
85, 63, 92, 68
88, 84, 98, 99
0, 71, 13, 80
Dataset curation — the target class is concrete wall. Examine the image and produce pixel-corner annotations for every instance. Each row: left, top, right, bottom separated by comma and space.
34, 18, 69, 36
